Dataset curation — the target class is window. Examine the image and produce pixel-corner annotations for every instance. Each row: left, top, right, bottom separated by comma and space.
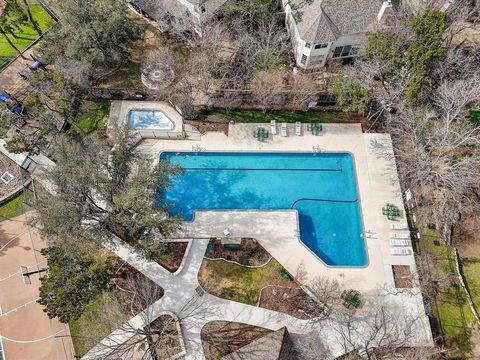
201, 5, 206, 13
305, 42, 311, 49
301, 54, 308, 65
333, 45, 352, 58
341, 45, 352, 57
333, 46, 342, 58
1, 172, 14, 184
314, 43, 328, 49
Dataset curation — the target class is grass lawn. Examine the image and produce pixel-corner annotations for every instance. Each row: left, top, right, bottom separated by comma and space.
418, 226, 474, 356
0, 0, 54, 69
198, 258, 295, 305
0, 193, 27, 221
212, 108, 356, 124
69, 291, 130, 357
70, 101, 110, 134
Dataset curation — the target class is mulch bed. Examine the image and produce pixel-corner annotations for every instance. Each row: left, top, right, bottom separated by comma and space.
205, 238, 271, 267
152, 241, 188, 273
186, 115, 229, 134
392, 265, 413, 288
109, 257, 164, 312
201, 321, 272, 360
152, 314, 183, 360
258, 286, 321, 320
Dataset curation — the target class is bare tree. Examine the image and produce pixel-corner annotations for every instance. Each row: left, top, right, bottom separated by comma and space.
250, 70, 285, 112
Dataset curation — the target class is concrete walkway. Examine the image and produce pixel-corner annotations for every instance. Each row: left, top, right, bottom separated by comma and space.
83, 233, 432, 360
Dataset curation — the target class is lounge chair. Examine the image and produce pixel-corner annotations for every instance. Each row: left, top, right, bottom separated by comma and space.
390, 223, 408, 230
390, 247, 413, 256
391, 232, 410, 239
281, 123, 287, 137
295, 121, 302, 136
390, 239, 411, 246
270, 120, 277, 135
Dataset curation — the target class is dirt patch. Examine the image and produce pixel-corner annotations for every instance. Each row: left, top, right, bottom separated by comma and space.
153, 242, 188, 273
152, 314, 183, 360
456, 212, 480, 255
201, 321, 272, 360
258, 286, 320, 320
205, 238, 271, 266
392, 265, 413, 288
186, 115, 229, 134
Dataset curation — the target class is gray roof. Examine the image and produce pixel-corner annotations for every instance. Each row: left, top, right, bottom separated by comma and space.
131, 0, 228, 29
290, 0, 384, 43
222, 327, 295, 360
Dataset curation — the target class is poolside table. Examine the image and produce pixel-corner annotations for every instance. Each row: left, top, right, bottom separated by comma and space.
254, 127, 269, 142
307, 122, 323, 135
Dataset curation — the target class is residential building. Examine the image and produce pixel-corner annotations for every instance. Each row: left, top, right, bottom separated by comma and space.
222, 327, 295, 360
282, 0, 393, 69
130, 0, 228, 35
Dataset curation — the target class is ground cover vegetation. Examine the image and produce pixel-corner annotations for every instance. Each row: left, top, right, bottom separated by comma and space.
0, 0, 53, 68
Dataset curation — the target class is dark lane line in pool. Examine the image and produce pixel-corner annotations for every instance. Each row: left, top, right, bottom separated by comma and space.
290, 198, 358, 209
181, 167, 343, 172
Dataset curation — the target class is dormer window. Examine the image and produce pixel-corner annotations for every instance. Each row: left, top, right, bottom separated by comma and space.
305, 42, 311, 49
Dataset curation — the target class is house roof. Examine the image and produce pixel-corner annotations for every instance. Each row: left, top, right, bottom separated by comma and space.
131, 0, 228, 29
290, 0, 384, 44
222, 327, 295, 360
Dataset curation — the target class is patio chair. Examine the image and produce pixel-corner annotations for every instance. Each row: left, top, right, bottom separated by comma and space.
389, 239, 411, 246
390, 247, 413, 256
270, 120, 277, 135
390, 223, 408, 230
223, 228, 231, 236
295, 121, 302, 136
281, 122, 288, 137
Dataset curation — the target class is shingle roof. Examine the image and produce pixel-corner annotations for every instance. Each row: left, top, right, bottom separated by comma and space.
222, 327, 295, 360
290, 0, 384, 43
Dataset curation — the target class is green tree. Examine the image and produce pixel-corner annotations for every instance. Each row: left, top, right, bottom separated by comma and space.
0, 0, 29, 58
20, 0, 42, 36
34, 127, 183, 259
333, 76, 373, 115
38, 243, 111, 323
42, 0, 143, 76
405, 9, 447, 103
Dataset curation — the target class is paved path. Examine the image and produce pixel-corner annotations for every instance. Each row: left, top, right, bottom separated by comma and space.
83, 233, 432, 360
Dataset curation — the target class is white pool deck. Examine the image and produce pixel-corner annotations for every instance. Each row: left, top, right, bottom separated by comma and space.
140, 123, 415, 293
82, 122, 433, 359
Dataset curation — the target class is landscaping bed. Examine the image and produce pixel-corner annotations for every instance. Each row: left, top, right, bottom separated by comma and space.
392, 265, 413, 288
0, 193, 27, 220
205, 238, 271, 266
70, 101, 110, 135
211, 108, 361, 124
198, 258, 296, 305
69, 257, 164, 357
258, 286, 320, 320
151, 314, 183, 360
186, 115, 229, 134
152, 241, 188, 273
201, 321, 272, 360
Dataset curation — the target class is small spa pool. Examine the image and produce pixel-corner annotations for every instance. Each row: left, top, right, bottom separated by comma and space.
160, 151, 367, 267
128, 109, 174, 130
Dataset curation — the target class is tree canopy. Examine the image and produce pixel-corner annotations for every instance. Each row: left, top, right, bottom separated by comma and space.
42, 0, 143, 75
34, 127, 183, 259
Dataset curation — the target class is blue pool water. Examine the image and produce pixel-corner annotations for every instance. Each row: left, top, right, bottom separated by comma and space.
128, 109, 174, 130
160, 152, 367, 267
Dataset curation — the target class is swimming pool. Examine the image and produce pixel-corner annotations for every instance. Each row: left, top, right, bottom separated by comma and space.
128, 109, 174, 130
160, 152, 367, 267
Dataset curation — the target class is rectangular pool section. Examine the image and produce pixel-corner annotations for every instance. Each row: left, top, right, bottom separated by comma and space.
160, 152, 367, 267
128, 109, 174, 130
